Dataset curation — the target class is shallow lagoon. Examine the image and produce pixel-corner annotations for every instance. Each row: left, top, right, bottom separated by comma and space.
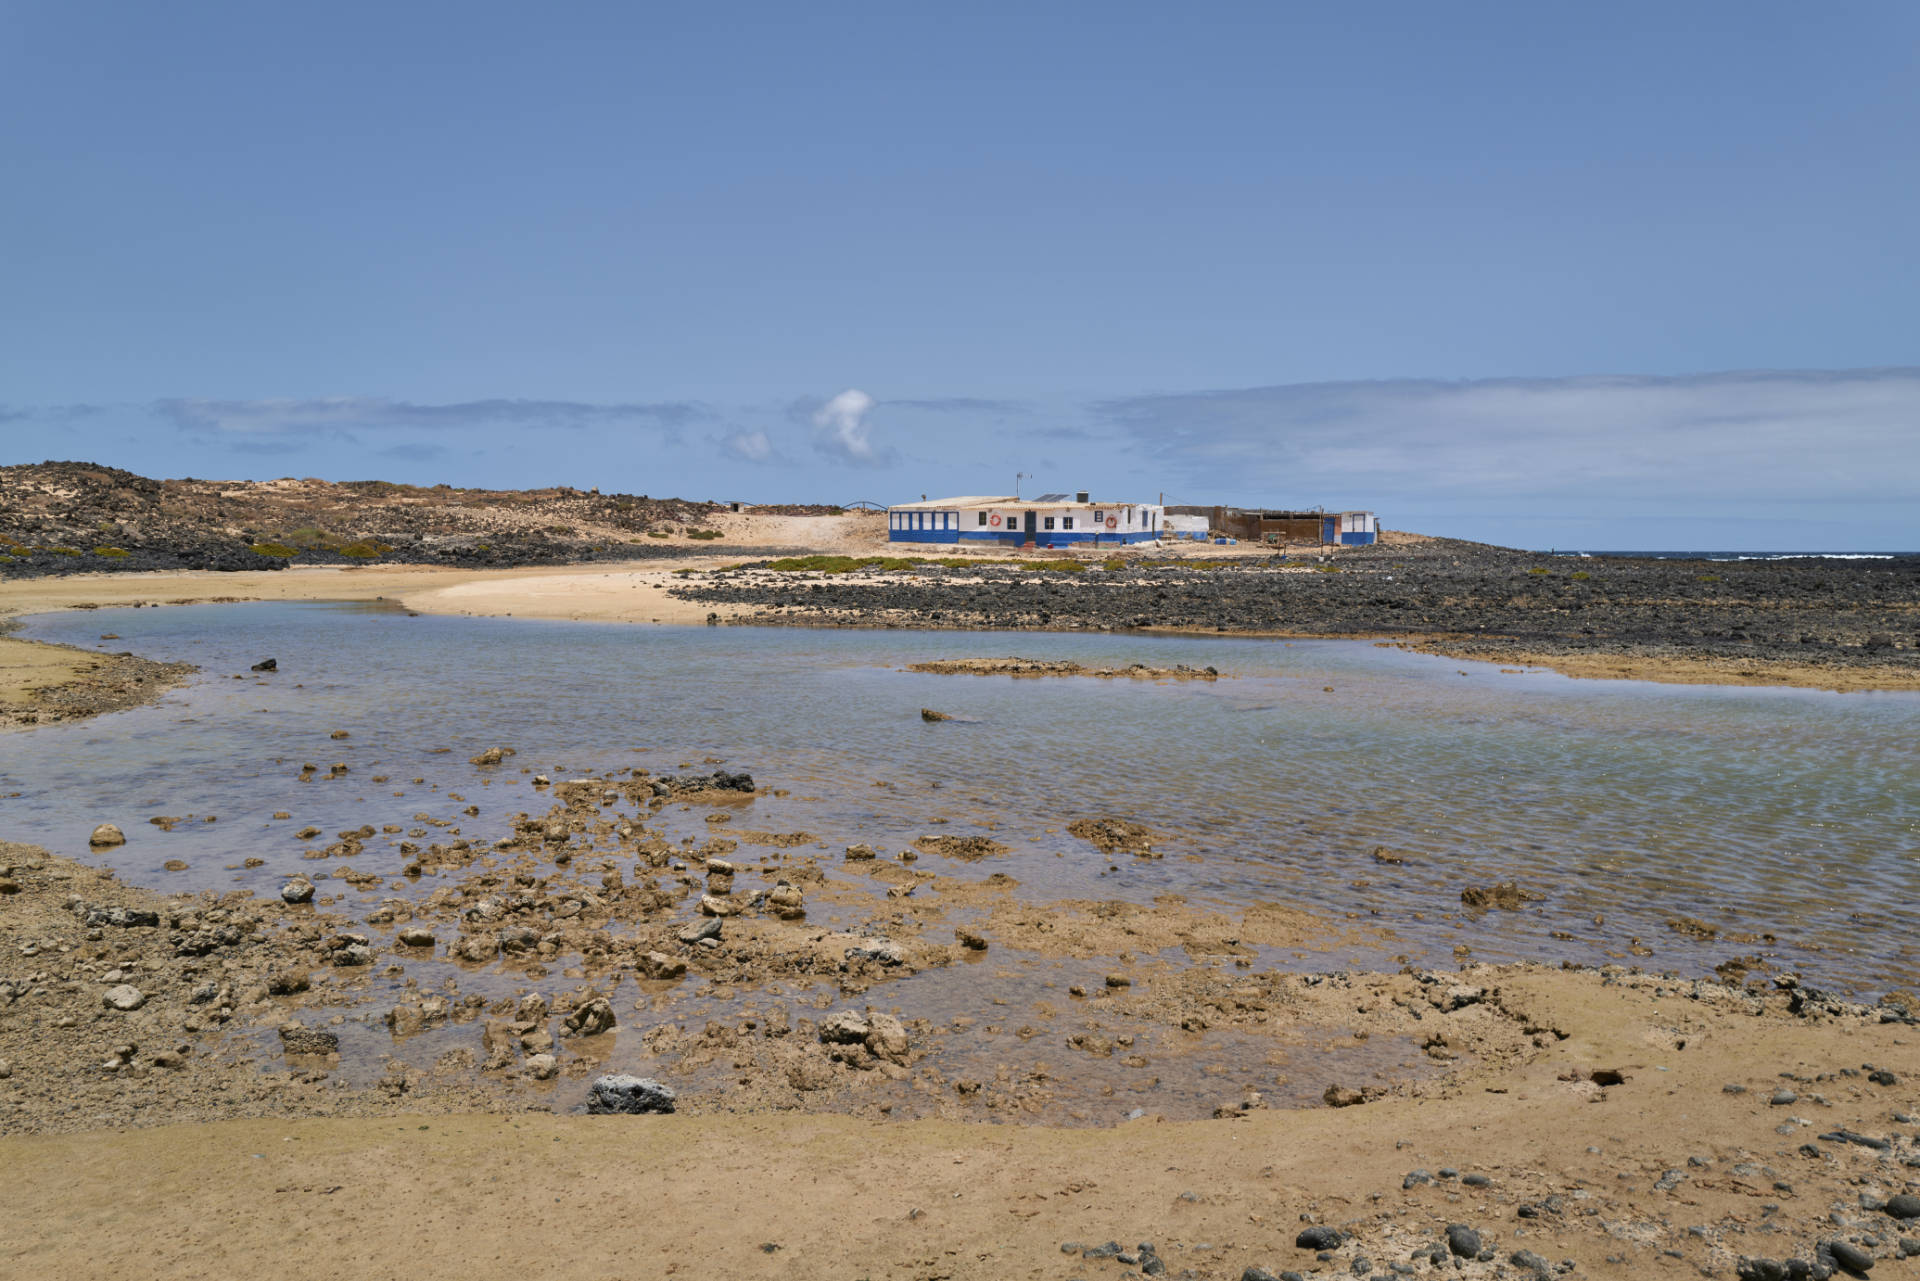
7, 601, 1918, 999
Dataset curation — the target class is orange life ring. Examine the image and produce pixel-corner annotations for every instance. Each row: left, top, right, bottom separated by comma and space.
1105, 516, 1118, 530
990, 514, 1001, 527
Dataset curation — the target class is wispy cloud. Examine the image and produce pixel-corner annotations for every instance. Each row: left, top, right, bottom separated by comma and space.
718, 429, 778, 464
379, 442, 449, 462
884, 396, 1028, 415
1094, 368, 1920, 507
809, 388, 893, 465
154, 396, 710, 436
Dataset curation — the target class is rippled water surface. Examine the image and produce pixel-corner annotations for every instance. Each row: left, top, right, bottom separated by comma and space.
6, 602, 1919, 997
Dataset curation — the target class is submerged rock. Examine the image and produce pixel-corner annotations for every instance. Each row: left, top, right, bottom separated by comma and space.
89, 823, 126, 847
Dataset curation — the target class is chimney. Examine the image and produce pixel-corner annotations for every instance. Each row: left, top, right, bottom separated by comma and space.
1075, 491, 1089, 503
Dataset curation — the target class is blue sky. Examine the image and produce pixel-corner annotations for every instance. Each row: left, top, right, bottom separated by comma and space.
2, 2, 1916, 547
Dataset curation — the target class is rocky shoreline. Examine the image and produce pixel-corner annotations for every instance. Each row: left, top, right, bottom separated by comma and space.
0, 628, 196, 731
672, 538, 1920, 689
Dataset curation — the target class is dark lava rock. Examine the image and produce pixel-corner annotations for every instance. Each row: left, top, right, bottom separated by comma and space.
1737, 1260, 1791, 1281
1445, 1224, 1482, 1259
1510, 1250, 1554, 1280
584, 1074, 677, 1115
1826, 1239, 1874, 1273
1886, 1194, 1920, 1220
1239, 1269, 1279, 1281
1295, 1226, 1343, 1251
1869, 1069, 1899, 1086
251, 658, 277, 672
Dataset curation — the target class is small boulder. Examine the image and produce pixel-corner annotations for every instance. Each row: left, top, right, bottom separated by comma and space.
89, 823, 126, 847
468, 746, 516, 767
564, 996, 616, 1037
1446, 1225, 1482, 1259
397, 927, 435, 948
280, 879, 315, 904
638, 951, 687, 980
698, 894, 735, 917
250, 658, 277, 672
678, 917, 722, 945
1322, 1085, 1365, 1108
525, 1053, 559, 1081
766, 884, 806, 920
865, 1012, 910, 1064
278, 1024, 339, 1055
102, 984, 146, 1011
920, 708, 952, 722
818, 1011, 871, 1045
584, 1074, 676, 1115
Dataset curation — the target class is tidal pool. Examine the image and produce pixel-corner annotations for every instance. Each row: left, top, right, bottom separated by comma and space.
6, 601, 1917, 1001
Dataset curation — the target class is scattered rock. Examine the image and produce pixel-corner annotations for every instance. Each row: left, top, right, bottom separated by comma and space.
818, 1011, 871, 1045
101, 984, 145, 1011
1460, 882, 1540, 910
250, 658, 277, 672
525, 1053, 559, 1081
1446, 1224, 1483, 1258
280, 879, 315, 904
955, 928, 988, 951
865, 1012, 910, 1064
1295, 1226, 1343, 1250
919, 708, 952, 722
278, 1024, 339, 1055
468, 746, 516, 767
88, 823, 126, 847
1323, 1085, 1365, 1108
678, 917, 722, 945
563, 996, 616, 1037
1068, 817, 1156, 856
638, 951, 687, 980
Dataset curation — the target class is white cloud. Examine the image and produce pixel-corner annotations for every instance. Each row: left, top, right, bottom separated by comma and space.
810, 388, 888, 464
720, 429, 775, 463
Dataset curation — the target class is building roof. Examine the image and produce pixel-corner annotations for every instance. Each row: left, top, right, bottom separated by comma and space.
888, 495, 1152, 511
887, 496, 1018, 511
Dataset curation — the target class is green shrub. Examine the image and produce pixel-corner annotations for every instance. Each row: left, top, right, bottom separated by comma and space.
91, 546, 130, 558
250, 542, 299, 557
687, 529, 723, 540
647, 530, 671, 539
1527, 566, 1550, 575
338, 539, 392, 559
1571, 570, 1591, 581
1019, 560, 1087, 573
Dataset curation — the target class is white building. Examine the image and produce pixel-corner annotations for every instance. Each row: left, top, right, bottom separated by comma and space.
886, 492, 1165, 548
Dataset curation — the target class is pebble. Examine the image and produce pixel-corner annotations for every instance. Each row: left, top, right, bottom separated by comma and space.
1445, 1225, 1482, 1259
1771, 1089, 1799, 1106
1295, 1227, 1342, 1251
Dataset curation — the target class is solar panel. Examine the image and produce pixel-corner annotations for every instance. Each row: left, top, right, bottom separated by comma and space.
1034, 492, 1068, 502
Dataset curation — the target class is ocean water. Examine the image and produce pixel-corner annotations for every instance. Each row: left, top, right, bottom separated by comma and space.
6, 601, 1918, 999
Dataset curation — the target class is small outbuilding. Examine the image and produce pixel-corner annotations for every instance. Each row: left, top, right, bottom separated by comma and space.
887, 492, 1165, 548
